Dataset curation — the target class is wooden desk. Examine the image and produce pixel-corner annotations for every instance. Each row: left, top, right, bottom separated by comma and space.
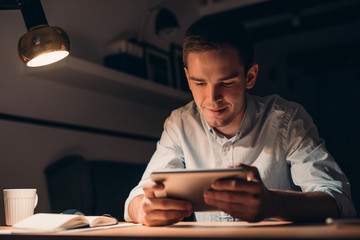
1, 221, 360, 240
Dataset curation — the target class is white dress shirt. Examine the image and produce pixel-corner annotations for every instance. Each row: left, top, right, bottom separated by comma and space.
124, 93, 356, 221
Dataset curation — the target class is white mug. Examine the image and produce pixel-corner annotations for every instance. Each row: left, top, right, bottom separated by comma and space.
3, 189, 38, 226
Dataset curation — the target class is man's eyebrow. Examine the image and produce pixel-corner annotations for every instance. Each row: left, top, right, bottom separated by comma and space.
189, 72, 241, 82
218, 72, 240, 81
189, 76, 205, 81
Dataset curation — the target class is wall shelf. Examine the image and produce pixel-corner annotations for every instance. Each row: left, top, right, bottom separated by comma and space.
24, 57, 192, 108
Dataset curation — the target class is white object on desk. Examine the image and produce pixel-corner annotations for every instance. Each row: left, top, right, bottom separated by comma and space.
3, 189, 38, 226
11, 213, 118, 233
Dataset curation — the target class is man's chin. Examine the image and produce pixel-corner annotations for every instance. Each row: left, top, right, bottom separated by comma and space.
206, 119, 228, 129
201, 110, 231, 128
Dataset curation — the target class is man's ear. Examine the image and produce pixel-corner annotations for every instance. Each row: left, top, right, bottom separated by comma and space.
246, 63, 258, 89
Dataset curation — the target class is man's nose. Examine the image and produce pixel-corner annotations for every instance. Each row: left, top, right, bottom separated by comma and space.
208, 85, 223, 102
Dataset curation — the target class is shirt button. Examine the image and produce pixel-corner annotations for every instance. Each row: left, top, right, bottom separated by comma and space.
224, 146, 230, 152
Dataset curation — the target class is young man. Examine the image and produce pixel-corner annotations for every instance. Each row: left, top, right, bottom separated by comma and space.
125, 15, 356, 226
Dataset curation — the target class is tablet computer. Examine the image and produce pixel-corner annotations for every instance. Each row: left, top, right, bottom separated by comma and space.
150, 168, 246, 211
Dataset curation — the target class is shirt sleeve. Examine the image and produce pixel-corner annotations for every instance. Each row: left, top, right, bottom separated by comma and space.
285, 104, 356, 218
124, 112, 185, 222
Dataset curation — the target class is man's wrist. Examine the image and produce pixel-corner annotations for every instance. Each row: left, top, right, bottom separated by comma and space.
266, 189, 283, 219
264, 189, 339, 221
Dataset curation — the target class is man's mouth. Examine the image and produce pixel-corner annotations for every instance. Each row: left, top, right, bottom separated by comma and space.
206, 107, 227, 115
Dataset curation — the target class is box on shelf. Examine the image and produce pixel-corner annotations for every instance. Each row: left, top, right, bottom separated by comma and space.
104, 39, 146, 79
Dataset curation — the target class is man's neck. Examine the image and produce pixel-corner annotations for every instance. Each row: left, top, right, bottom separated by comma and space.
213, 128, 236, 139
215, 114, 245, 139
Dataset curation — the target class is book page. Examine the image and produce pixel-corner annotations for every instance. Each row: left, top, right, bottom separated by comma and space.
12, 213, 88, 233
85, 216, 118, 228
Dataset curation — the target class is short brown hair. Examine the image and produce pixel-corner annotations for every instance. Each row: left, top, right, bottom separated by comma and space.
183, 15, 254, 73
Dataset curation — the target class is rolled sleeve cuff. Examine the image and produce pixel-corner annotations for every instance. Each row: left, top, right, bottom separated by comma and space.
322, 189, 357, 218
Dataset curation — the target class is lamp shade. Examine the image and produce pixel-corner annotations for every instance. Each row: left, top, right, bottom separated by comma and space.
155, 8, 179, 36
18, 24, 70, 67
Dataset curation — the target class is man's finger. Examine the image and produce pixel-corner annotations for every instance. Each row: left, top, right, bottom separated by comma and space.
229, 163, 262, 182
211, 178, 261, 194
237, 163, 262, 182
145, 209, 192, 221
143, 180, 164, 198
143, 215, 188, 227
144, 197, 192, 211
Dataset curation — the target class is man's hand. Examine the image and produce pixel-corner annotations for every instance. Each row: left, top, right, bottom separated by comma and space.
128, 180, 192, 226
203, 164, 271, 222
203, 163, 339, 222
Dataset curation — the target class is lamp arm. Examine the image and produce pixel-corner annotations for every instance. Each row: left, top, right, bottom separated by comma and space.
19, 0, 48, 30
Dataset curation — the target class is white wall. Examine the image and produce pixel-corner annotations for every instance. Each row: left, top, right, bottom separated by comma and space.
40, 0, 200, 64
0, 0, 200, 225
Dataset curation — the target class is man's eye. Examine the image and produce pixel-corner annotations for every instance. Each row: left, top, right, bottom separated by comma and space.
222, 82, 234, 86
195, 82, 205, 86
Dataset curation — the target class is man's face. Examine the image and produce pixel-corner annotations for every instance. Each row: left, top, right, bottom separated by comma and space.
185, 46, 257, 137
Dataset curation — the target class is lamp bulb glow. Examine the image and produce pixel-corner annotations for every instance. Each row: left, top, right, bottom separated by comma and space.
26, 51, 69, 67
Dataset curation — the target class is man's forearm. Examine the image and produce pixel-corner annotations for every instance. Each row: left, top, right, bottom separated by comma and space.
269, 190, 338, 221
130, 191, 338, 223
128, 195, 144, 223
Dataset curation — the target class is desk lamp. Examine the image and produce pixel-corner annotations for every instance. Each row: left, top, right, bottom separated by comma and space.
1, 0, 70, 67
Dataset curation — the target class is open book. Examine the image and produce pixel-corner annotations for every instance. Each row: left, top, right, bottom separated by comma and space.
12, 213, 118, 233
